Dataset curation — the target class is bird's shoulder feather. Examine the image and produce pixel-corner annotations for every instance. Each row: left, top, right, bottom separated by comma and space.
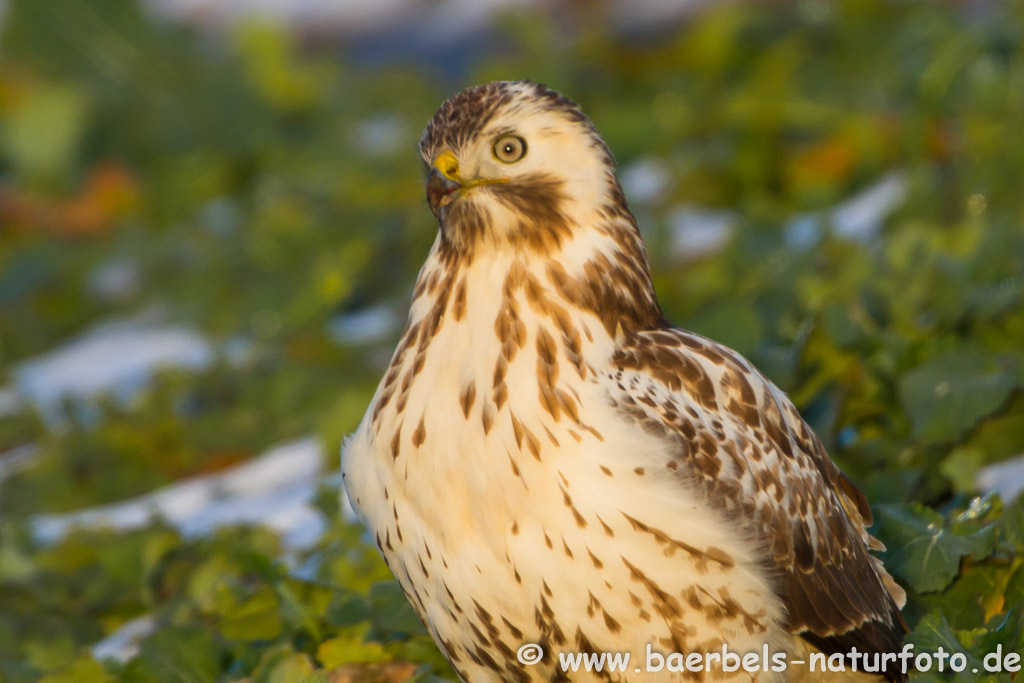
603, 326, 907, 676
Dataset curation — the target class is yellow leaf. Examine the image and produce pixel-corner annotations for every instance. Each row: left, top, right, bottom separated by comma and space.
317, 637, 390, 670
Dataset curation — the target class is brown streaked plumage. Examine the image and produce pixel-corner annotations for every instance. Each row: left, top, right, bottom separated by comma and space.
342, 80, 908, 682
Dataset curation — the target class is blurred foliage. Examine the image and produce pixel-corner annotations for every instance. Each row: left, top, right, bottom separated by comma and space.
1, 0, 1024, 680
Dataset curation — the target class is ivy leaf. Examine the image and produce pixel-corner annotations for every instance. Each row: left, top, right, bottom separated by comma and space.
1004, 564, 1024, 611
998, 498, 1024, 551
917, 565, 1002, 629
906, 610, 976, 668
219, 585, 283, 641
316, 636, 389, 669
325, 591, 372, 627
941, 447, 985, 493
0, 83, 90, 179
961, 608, 1024, 655
686, 301, 763, 358
899, 351, 1017, 444
138, 627, 218, 683
368, 581, 424, 637
38, 657, 115, 683
874, 504, 996, 593
263, 653, 314, 683
903, 611, 1013, 682
23, 636, 75, 673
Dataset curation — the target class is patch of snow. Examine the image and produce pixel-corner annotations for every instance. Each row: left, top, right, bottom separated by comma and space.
128, 0, 719, 41
783, 215, 820, 249
88, 259, 141, 302
200, 197, 242, 238
0, 386, 21, 417
786, 172, 908, 248
146, 0, 410, 33
92, 615, 157, 663
328, 305, 398, 346
11, 319, 213, 425
32, 437, 328, 549
978, 454, 1024, 504
621, 158, 672, 205
832, 172, 908, 241
608, 0, 715, 33
0, 443, 40, 485
352, 114, 406, 158
667, 205, 735, 259
223, 335, 254, 365
400, 0, 540, 43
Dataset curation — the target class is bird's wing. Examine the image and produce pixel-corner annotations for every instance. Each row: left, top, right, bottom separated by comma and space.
606, 327, 907, 657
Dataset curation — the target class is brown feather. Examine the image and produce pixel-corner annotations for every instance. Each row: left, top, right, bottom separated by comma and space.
610, 328, 909, 679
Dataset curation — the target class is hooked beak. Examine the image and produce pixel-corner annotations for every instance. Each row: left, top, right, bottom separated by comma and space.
427, 151, 462, 217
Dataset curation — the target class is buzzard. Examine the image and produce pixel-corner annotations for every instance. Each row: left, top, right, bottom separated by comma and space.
342, 81, 908, 682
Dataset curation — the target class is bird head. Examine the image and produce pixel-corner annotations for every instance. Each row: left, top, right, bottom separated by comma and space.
418, 81, 624, 255
416, 81, 661, 338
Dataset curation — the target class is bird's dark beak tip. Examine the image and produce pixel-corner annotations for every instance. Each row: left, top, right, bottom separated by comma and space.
427, 167, 462, 217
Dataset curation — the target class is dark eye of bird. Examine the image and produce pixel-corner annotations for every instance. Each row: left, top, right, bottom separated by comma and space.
493, 135, 526, 163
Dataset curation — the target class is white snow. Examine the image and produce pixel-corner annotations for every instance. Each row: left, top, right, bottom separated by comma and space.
621, 158, 672, 205
328, 304, 398, 346
409, 0, 540, 41
88, 259, 141, 302
831, 172, 908, 241
785, 172, 908, 247
91, 615, 157, 663
607, 0, 716, 33
0, 0, 720, 38
0, 443, 39, 485
145, 0, 411, 33
11, 319, 213, 424
978, 454, 1024, 505
31, 437, 330, 549
0, 386, 21, 417
784, 215, 820, 249
667, 205, 735, 258
353, 114, 408, 158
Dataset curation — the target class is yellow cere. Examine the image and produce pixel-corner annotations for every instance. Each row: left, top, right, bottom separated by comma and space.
432, 150, 509, 189
433, 151, 460, 180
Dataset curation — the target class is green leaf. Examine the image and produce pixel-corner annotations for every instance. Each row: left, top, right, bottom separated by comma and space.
316, 637, 389, 669
264, 653, 314, 683
219, 585, 284, 642
964, 608, 1024, 653
0, 540, 35, 581
874, 504, 995, 593
1004, 564, 1024, 610
899, 351, 1017, 444
999, 498, 1024, 551
964, 413, 1024, 463
918, 565, 1002, 629
941, 448, 985, 493
0, 660, 43, 683
138, 627, 218, 683
686, 301, 763, 358
326, 591, 372, 627
0, 83, 90, 178
368, 581, 424, 636
906, 611, 991, 681
37, 657, 114, 683
24, 636, 75, 673
821, 302, 867, 349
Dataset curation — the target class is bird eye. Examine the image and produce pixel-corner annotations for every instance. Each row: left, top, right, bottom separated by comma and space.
492, 135, 527, 163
